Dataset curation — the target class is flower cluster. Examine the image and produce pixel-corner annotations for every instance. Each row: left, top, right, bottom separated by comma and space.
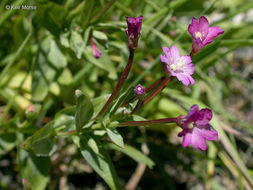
97, 15, 222, 151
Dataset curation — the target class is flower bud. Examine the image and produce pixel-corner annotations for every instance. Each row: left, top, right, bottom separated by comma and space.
134, 84, 145, 95
90, 37, 101, 59
125, 16, 143, 50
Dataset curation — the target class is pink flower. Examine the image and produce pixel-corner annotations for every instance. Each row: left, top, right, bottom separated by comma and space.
188, 16, 224, 55
125, 16, 143, 50
160, 46, 195, 86
178, 105, 218, 151
90, 37, 101, 59
134, 84, 145, 95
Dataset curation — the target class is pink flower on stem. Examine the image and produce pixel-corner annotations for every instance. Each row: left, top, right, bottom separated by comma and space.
90, 37, 101, 59
125, 16, 143, 50
188, 16, 224, 55
178, 105, 218, 151
160, 46, 195, 86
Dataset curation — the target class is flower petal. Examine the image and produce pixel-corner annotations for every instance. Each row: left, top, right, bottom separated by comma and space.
183, 105, 199, 128
183, 62, 194, 75
176, 74, 190, 86
204, 26, 224, 45
180, 55, 192, 65
192, 128, 207, 151
199, 16, 209, 35
188, 75, 195, 85
188, 17, 199, 37
182, 133, 192, 148
169, 46, 180, 59
195, 108, 213, 126
162, 47, 170, 57
160, 54, 169, 64
196, 125, 218, 141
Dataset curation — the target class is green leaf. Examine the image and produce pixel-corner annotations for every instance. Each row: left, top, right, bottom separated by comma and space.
60, 31, 70, 48
106, 143, 155, 169
54, 106, 76, 132
0, 132, 17, 155
83, 46, 117, 79
32, 36, 67, 102
70, 30, 85, 59
30, 137, 56, 157
18, 149, 50, 190
92, 94, 110, 115
106, 128, 124, 148
109, 87, 134, 116
93, 30, 108, 40
21, 122, 56, 157
73, 135, 122, 190
47, 39, 67, 69
75, 90, 94, 133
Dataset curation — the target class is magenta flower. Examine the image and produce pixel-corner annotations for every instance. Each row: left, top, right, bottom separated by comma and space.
134, 84, 145, 95
178, 105, 218, 151
125, 16, 143, 50
90, 37, 101, 59
160, 46, 195, 86
188, 16, 224, 55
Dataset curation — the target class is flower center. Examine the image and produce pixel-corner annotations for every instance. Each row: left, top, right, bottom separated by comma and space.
194, 32, 205, 41
187, 122, 195, 130
169, 61, 185, 72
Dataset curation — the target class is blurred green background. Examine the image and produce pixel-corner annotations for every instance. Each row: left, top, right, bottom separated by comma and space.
0, 0, 253, 189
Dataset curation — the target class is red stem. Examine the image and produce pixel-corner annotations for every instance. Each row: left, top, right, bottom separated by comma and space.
143, 76, 172, 104
95, 48, 135, 119
130, 99, 143, 115
118, 117, 177, 126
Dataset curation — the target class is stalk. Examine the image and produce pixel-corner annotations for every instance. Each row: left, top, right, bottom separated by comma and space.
117, 117, 178, 127
95, 48, 135, 119
143, 76, 172, 105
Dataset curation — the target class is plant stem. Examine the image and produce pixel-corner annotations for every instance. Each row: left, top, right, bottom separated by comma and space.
95, 48, 135, 119
117, 117, 178, 127
143, 76, 172, 104
130, 99, 143, 115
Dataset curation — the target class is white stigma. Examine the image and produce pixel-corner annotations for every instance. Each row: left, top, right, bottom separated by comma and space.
195, 32, 203, 41
169, 60, 185, 72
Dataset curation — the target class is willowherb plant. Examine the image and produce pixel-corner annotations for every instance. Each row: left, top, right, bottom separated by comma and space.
21, 14, 224, 190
